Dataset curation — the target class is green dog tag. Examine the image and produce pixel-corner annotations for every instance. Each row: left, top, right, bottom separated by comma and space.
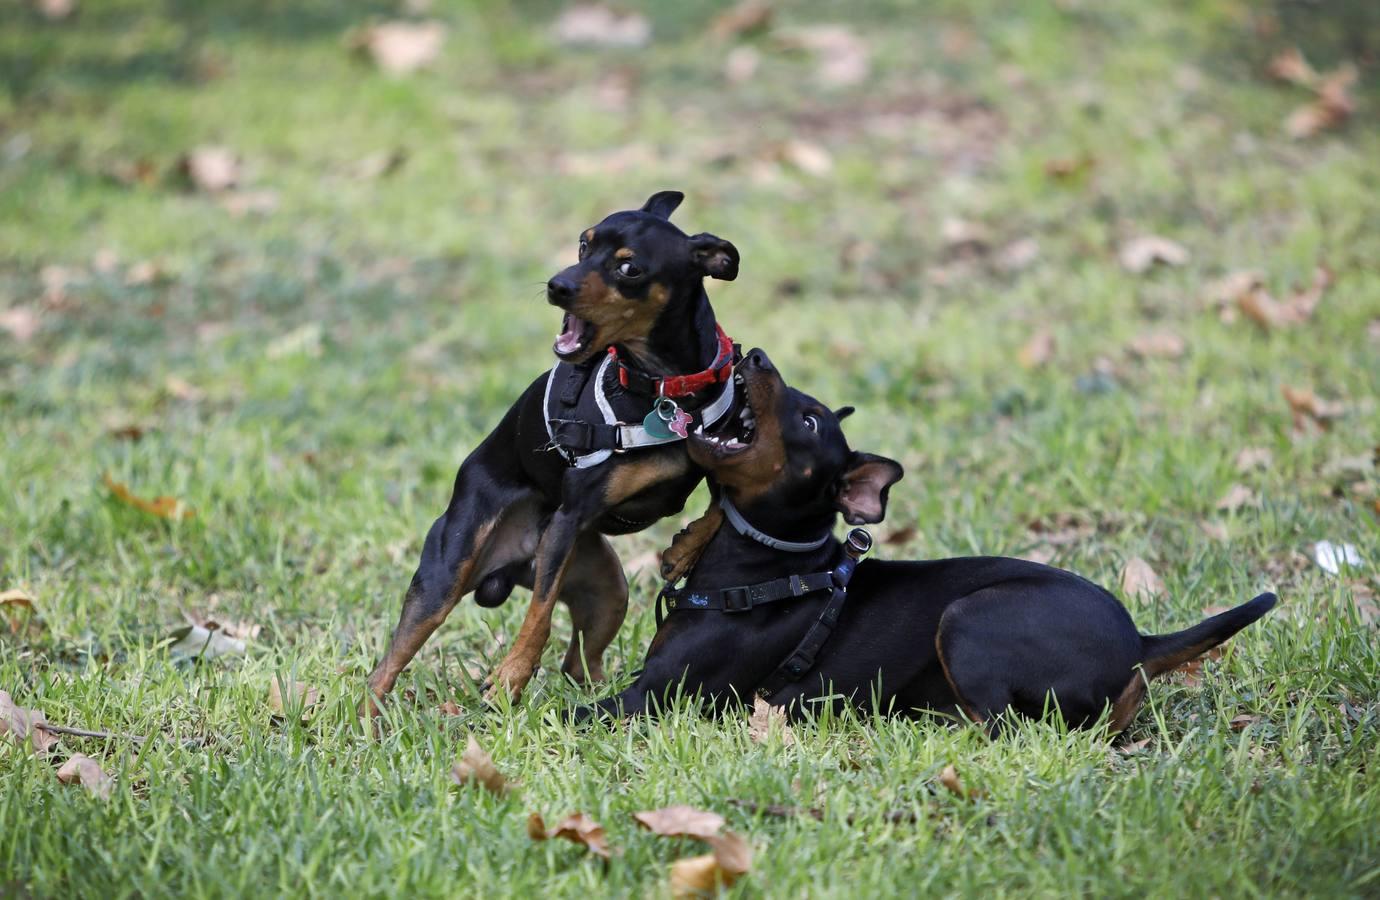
642, 398, 678, 440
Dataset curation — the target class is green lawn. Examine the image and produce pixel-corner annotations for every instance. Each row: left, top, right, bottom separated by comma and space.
2, 0, 1378, 896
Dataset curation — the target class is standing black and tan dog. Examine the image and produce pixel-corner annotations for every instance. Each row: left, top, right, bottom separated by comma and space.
583, 349, 1277, 732
366, 192, 747, 711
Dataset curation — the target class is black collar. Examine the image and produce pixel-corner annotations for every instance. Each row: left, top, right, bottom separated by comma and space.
719, 496, 832, 553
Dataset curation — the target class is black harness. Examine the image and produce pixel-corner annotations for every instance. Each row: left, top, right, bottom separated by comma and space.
655, 500, 873, 702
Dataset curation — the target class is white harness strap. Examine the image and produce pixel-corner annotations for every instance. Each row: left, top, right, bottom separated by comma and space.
545, 354, 737, 469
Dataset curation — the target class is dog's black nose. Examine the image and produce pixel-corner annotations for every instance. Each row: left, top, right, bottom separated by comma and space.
745, 348, 774, 372
547, 275, 578, 305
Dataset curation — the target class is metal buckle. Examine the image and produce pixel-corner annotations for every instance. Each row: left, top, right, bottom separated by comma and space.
721, 587, 750, 612
845, 528, 873, 559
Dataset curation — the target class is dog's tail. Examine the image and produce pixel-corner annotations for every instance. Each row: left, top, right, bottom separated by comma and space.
1140, 592, 1278, 678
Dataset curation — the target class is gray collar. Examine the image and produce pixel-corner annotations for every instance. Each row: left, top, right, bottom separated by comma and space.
719, 496, 832, 553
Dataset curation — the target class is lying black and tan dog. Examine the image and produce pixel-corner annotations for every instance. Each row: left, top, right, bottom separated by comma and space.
582, 349, 1277, 732
366, 191, 749, 710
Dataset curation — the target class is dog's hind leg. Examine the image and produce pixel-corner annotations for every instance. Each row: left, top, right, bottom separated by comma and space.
559, 532, 629, 684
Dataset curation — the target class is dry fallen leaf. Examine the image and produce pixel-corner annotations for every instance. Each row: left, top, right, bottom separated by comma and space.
670, 832, 753, 897
451, 735, 510, 796
1215, 484, 1259, 513
35, 0, 75, 21
1119, 236, 1189, 273
267, 679, 320, 717
103, 474, 195, 521
2, 589, 41, 637
56, 754, 114, 800
1116, 737, 1152, 755
1283, 385, 1344, 431
1286, 65, 1356, 139
1234, 447, 1273, 473
634, 805, 726, 839
1229, 713, 1260, 731
723, 45, 760, 84
1267, 47, 1316, 87
1127, 330, 1186, 360
352, 21, 447, 75
1043, 155, 1094, 180
1120, 556, 1165, 599
937, 763, 981, 799
747, 696, 794, 746
551, 4, 650, 48
0, 690, 59, 753
710, 0, 772, 40
219, 189, 280, 218
349, 148, 408, 181
1018, 329, 1055, 369
1199, 519, 1230, 542
178, 146, 240, 193
881, 525, 917, 546
438, 699, 462, 716
527, 811, 612, 858
995, 238, 1040, 273
778, 139, 833, 176
0, 307, 39, 343
778, 25, 870, 87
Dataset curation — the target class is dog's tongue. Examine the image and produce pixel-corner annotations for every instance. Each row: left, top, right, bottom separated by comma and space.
555, 313, 586, 355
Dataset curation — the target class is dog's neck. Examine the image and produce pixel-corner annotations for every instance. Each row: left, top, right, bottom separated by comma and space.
621, 283, 718, 377
682, 506, 840, 592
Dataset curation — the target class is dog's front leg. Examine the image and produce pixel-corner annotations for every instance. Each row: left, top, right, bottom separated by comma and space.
484, 506, 584, 702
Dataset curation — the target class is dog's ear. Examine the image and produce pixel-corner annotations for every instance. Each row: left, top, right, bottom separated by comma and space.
640, 191, 684, 220
834, 406, 856, 421
688, 233, 740, 281
835, 452, 903, 525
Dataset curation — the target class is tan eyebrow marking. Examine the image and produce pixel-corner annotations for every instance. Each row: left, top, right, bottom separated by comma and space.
615, 248, 635, 259
583, 228, 595, 242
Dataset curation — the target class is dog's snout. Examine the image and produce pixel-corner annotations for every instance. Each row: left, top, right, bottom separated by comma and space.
547, 275, 578, 305
745, 348, 774, 372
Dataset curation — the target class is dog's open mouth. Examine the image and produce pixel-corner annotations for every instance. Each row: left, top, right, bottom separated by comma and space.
553, 312, 598, 359
693, 369, 755, 457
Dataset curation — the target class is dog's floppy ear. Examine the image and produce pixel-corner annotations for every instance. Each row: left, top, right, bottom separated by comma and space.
688, 233, 740, 281
834, 406, 856, 421
835, 452, 903, 525
640, 191, 684, 220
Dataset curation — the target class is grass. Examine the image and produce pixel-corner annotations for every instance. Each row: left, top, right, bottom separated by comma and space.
2, 0, 1379, 896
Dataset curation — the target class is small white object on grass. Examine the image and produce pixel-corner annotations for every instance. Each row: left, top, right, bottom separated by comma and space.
1313, 541, 1364, 576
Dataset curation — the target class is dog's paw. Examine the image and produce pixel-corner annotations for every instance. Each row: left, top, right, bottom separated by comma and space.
482, 659, 536, 705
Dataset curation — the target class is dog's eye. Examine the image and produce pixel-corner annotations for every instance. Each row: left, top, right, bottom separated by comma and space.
803, 414, 819, 433
617, 261, 642, 278
578, 239, 588, 260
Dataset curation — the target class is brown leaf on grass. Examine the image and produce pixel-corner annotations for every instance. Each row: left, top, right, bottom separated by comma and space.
267, 680, 320, 717
747, 696, 794, 747
105, 158, 158, 187
351, 21, 447, 75
670, 832, 753, 897
349, 148, 408, 180
438, 699, 462, 716
1285, 266, 1332, 321
1043, 155, 1094, 180
164, 375, 203, 402
1231, 268, 1329, 330
1120, 556, 1165, 599
2, 589, 41, 636
1199, 520, 1230, 542
0, 690, 59, 753
56, 754, 114, 800
451, 735, 510, 796
1118, 236, 1189, 273
1234, 447, 1273, 473
178, 146, 240, 193
124, 259, 165, 287
1266, 47, 1317, 87
1116, 737, 1152, 755
165, 625, 245, 659
1026, 512, 1094, 546
710, 0, 772, 40
881, 525, 917, 546
1169, 657, 1205, 687
1017, 329, 1055, 369
937, 764, 982, 799
1229, 713, 1260, 731
1286, 65, 1356, 139
103, 474, 195, 520
551, 5, 650, 48
219, 189, 280, 218
0, 589, 35, 612
777, 139, 833, 176
527, 811, 613, 858
634, 805, 726, 839
995, 238, 1041, 273
35, 0, 76, 21
1282, 385, 1344, 432
777, 25, 870, 87
724, 45, 760, 84
183, 612, 260, 642
0, 307, 39, 343
1215, 484, 1259, 513
1127, 330, 1186, 360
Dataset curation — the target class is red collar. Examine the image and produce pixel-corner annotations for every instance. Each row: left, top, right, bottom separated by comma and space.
611, 325, 737, 399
